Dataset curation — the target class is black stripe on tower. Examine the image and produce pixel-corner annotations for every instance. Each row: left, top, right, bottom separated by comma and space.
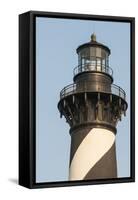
84, 143, 117, 180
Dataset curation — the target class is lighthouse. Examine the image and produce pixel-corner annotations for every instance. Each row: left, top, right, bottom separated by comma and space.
58, 34, 127, 181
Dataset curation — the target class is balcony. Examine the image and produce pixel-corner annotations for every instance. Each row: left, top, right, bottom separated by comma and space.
73, 63, 113, 78
60, 82, 126, 100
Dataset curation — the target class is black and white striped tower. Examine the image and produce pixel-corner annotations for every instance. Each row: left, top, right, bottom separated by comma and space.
58, 34, 127, 180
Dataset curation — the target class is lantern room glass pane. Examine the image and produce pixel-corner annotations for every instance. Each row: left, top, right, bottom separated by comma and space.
96, 58, 101, 71
96, 47, 102, 57
90, 47, 96, 57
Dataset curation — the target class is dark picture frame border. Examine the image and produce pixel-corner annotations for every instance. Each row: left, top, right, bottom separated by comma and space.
19, 11, 135, 189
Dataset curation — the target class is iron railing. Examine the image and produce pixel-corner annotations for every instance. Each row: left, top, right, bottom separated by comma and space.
73, 63, 113, 77
60, 82, 126, 100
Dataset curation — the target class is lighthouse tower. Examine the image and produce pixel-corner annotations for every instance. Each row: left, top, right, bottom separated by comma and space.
58, 34, 127, 181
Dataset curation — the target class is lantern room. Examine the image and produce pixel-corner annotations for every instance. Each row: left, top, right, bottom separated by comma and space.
76, 33, 111, 75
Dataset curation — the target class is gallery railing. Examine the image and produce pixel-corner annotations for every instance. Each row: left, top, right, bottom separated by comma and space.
60, 82, 126, 100
73, 63, 113, 77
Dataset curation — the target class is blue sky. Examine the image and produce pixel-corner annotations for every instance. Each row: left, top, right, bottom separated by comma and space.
36, 17, 130, 182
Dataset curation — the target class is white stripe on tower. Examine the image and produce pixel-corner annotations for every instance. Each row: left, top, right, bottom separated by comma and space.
69, 128, 116, 180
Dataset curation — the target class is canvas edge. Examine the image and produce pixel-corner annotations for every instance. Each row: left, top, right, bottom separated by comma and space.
19, 10, 135, 189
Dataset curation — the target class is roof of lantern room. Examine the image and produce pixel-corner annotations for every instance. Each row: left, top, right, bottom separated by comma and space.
76, 33, 111, 55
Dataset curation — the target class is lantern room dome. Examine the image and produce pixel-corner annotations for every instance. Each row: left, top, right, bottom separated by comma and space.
76, 33, 111, 55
